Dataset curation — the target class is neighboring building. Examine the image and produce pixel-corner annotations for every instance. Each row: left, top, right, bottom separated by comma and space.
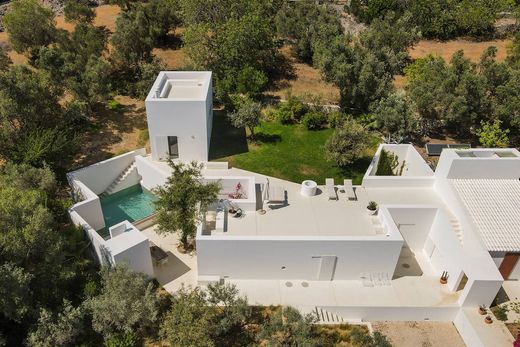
68, 72, 519, 346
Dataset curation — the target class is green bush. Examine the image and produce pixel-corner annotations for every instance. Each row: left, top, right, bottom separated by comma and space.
327, 111, 346, 128
104, 332, 137, 347
302, 111, 327, 130
273, 97, 307, 124
107, 99, 122, 111
494, 305, 509, 321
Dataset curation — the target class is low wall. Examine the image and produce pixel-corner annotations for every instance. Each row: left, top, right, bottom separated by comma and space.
323, 305, 459, 322
68, 149, 146, 195
70, 210, 110, 265
135, 155, 169, 191
363, 145, 435, 188
197, 237, 403, 280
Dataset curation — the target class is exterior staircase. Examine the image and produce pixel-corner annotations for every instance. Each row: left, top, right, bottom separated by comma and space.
449, 218, 464, 245
315, 307, 345, 324
101, 162, 137, 196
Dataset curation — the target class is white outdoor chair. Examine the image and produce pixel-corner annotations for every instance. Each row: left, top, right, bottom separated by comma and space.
343, 179, 356, 201
325, 178, 337, 200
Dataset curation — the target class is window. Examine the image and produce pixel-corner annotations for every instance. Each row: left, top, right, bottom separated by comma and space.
168, 136, 179, 159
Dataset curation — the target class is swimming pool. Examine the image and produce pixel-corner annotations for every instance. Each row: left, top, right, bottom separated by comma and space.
100, 184, 157, 229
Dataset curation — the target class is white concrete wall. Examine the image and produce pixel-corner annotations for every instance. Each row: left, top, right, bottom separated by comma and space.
197, 237, 403, 280
70, 197, 105, 232
135, 155, 170, 191
386, 207, 437, 251
111, 239, 154, 278
145, 72, 213, 162
70, 210, 111, 265
436, 148, 520, 179
363, 145, 435, 188
68, 149, 146, 195
204, 176, 257, 211
68, 179, 105, 231
324, 305, 459, 322
110, 168, 141, 195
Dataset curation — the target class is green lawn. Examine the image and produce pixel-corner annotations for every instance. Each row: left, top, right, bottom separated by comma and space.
209, 111, 378, 185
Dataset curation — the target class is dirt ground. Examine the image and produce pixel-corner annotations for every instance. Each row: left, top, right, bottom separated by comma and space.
266, 46, 341, 104
372, 321, 466, 347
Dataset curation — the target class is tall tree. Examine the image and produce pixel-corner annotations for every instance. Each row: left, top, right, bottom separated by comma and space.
0, 66, 77, 167
325, 119, 371, 166
85, 266, 158, 340
3, 0, 56, 55
160, 286, 214, 347
182, 1, 278, 101
154, 161, 220, 251
371, 91, 419, 138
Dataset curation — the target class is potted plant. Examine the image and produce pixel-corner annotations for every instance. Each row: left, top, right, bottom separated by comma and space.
479, 305, 487, 315
440, 271, 449, 284
367, 201, 378, 215
485, 315, 493, 324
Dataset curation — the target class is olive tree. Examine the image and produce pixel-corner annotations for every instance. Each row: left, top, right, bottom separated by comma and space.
85, 266, 158, 340
371, 91, 419, 138
154, 161, 220, 251
325, 119, 371, 166
3, 0, 56, 54
228, 96, 262, 139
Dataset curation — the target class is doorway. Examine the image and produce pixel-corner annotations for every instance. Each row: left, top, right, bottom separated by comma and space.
167, 136, 179, 158
316, 256, 337, 281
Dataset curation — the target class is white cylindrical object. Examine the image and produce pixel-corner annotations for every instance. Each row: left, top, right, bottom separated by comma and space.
300, 180, 317, 196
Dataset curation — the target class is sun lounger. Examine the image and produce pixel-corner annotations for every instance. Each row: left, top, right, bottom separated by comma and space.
343, 179, 356, 200
268, 186, 285, 203
325, 178, 337, 200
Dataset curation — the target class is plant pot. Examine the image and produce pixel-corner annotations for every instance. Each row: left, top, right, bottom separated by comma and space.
367, 208, 377, 216
228, 209, 236, 215
485, 316, 493, 324
479, 307, 487, 315
440, 278, 448, 285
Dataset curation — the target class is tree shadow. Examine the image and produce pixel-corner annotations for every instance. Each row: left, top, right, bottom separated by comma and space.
254, 132, 282, 144
209, 110, 249, 160
338, 156, 373, 182
155, 32, 183, 50
71, 100, 148, 169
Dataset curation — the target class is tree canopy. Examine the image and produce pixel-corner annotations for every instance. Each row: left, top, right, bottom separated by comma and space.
154, 161, 220, 250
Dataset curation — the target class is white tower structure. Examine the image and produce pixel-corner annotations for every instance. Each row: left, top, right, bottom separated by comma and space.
145, 71, 213, 162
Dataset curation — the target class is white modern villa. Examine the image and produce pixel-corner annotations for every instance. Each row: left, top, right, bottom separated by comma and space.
68, 71, 520, 346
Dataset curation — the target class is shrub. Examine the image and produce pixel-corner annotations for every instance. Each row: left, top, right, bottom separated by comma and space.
493, 305, 508, 321
273, 96, 307, 124
327, 111, 346, 128
302, 111, 327, 130
107, 99, 123, 111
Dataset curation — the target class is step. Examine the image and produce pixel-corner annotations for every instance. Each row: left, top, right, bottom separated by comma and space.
102, 162, 137, 196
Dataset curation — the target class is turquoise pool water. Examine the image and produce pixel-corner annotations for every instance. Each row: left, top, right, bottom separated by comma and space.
100, 184, 157, 229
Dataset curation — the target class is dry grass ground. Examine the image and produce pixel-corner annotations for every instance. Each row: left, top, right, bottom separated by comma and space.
410, 38, 512, 63
267, 46, 340, 104
372, 321, 466, 347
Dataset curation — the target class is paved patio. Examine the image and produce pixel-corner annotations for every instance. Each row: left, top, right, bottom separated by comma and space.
141, 226, 198, 293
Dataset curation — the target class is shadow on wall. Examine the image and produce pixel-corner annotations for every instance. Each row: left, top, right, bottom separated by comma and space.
208, 110, 248, 160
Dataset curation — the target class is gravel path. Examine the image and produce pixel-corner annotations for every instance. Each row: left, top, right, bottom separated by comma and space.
372, 321, 466, 347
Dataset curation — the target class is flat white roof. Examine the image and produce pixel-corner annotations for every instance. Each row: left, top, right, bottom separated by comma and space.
451, 179, 520, 252
197, 167, 451, 238
146, 71, 211, 101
